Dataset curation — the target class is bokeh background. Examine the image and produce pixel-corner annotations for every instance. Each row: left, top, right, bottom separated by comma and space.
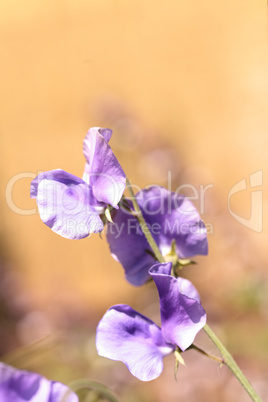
1, 0, 268, 401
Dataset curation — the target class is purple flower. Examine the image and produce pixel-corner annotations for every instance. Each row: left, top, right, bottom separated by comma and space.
31, 127, 126, 239
150, 262, 206, 351
0, 362, 78, 401
107, 186, 208, 285
96, 262, 206, 381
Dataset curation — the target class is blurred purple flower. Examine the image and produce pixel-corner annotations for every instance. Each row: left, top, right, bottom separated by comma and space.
0, 362, 78, 401
31, 127, 126, 239
96, 262, 206, 381
107, 186, 208, 285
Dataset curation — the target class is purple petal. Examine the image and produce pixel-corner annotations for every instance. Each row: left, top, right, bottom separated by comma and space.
136, 186, 208, 258
49, 381, 78, 402
0, 362, 78, 402
149, 262, 206, 351
83, 127, 126, 207
106, 205, 157, 286
31, 169, 84, 199
99, 127, 113, 143
96, 305, 174, 381
31, 170, 104, 239
177, 277, 201, 302
106, 186, 208, 285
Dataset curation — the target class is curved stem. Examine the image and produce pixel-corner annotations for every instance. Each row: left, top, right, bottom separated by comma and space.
66, 380, 119, 402
126, 177, 262, 402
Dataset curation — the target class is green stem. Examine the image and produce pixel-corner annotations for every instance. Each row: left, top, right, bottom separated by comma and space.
203, 324, 261, 402
189, 344, 224, 364
126, 177, 262, 402
126, 178, 165, 264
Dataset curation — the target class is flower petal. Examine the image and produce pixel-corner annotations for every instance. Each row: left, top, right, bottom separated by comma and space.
99, 127, 113, 143
83, 127, 126, 207
106, 186, 208, 285
31, 170, 104, 239
136, 186, 208, 258
0, 362, 78, 402
96, 305, 174, 381
149, 262, 206, 351
106, 205, 157, 286
30, 169, 82, 198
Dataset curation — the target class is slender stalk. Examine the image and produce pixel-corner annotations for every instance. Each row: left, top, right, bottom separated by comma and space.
126, 177, 262, 402
189, 344, 224, 364
203, 324, 261, 402
126, 178, 165, 264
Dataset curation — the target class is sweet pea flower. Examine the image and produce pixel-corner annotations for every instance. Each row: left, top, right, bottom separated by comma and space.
31, 127, 126, 239
107, 186, 208, 285
96, 262, 206, 381
0, 362, 78, 402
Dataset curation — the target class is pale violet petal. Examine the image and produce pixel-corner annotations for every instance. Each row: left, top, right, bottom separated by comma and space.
0, 362, 78, 402
83, 128, 126, 207
32, 170, 104, 239
149, 262, 206, 351
96, 305, 174, 381
136, 186, 208, 258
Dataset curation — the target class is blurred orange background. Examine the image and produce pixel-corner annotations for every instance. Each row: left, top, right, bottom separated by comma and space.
1, 1, 268, 401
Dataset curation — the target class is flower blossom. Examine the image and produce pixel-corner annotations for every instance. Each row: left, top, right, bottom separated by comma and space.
96, 262, 206, 381
31, 127, 126, 239
107, 186, 208, 285
0, 362, 78, 401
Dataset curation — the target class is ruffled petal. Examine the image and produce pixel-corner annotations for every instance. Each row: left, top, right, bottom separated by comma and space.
82, 127, 126, 207
177, 276, 201, 302
96, 305, 174, 381
136, 186, 208, 258
0, 362, 78, 402
31, 170, 104, 239
30, 169, 83, 199
106, 186, 208, 286
149, 262, 206, 351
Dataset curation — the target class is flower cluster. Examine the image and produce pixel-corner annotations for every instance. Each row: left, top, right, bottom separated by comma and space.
28, 127, 208, 387
107, 185, 208, 286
